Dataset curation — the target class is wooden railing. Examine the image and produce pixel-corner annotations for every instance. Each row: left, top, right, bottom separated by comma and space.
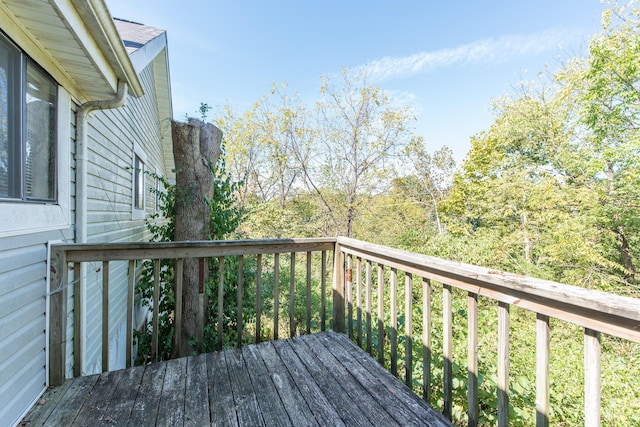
333, 237, 640, 427
48, 238, 335, 384
48, 237, 640, 427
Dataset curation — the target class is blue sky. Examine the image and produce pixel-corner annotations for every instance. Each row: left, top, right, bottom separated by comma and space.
106, 1, 608, 163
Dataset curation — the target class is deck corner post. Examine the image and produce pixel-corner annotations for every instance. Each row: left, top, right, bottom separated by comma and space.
332, 240, 345, 333
49, 246, 68, 386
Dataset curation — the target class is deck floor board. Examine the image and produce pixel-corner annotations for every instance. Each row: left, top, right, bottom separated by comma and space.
23, 331, 452, 426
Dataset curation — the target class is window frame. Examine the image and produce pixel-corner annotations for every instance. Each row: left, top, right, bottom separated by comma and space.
0, 31, 70, 237
131, 143, 147, 220
1, 33, 58, 202
0, 89, 70, 237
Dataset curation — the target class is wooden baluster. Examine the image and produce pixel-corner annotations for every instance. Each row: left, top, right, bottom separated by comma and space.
443, 284, 453, 420
237, 255, 244, 347
290, 252, 296, 337
422, 277, 432, 403
174, 258, 184, 356
256, 254, 262, 343
347, 255, 353, 339
584, 328, 601, 427
468, 292, 479, 427
102, 261, 110, 372
498, 302, 510, 427
390, 267, 398, 377
126, 260, 135, 369
536, 313, 550, 427
331, 244, 345, 334
321, 250, 327, 332
306, 251, 312, 334
405, 273, 413, 388
356, 257, 363, 347
365, 260, 373, 355
151, 259, 160, 362
73, 262, 83, 377
274, 253, 280, 340
377, 264, 385, 366
217, 256, 225, 351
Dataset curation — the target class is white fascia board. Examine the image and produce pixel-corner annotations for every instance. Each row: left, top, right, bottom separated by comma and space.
128, 32, 167, 74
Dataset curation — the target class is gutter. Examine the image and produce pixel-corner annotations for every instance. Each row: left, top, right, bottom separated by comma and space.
75, 80, 128, 243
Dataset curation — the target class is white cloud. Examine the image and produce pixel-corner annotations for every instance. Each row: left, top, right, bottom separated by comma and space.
360, 28, 581, 82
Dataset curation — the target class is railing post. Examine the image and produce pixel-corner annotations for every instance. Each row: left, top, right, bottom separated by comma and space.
405, 273, 413, 388
217, 256, 225, 350
49, 246, 68, 386
126, 260, 135, 369
289, 252, 296, 337
422, 277, 432, 403
468, 292, 479, 427
443, 284, 453, 420
102, 261, 110, 372
237, 255, 244, 347
377, 264, 385, 366
498, 302, 510, 427
332, 241, 345, 333
151, 259, 160, 362
256, 254, 263, 343
175, 258, 184, 356
536, 313, 550, 427
584, 328, 601, 427
321, 250, 327, 332
73, 262, 83, 377
346, 255, 353, 339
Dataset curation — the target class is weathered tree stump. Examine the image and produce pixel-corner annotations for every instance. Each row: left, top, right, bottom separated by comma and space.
171, 118, 222, 357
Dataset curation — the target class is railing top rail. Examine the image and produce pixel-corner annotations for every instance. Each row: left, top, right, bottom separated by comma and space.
336, 236, 640, 343
53, 237, 337, 262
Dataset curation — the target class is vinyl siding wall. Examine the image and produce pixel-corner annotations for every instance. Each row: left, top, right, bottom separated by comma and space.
80, 63, 167, 375
0, 112, 75, 425
0, 60, 169, 426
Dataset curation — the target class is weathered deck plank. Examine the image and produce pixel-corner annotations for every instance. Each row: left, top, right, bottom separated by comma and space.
206, 351, 238, 427
129, 358, 167, 425
242, 344, 291, 426
22, 332, 453, 426
258, 341, 321, 427
100, 364, 145, 424
183, 353, 209, 426
225, 348, 265, 426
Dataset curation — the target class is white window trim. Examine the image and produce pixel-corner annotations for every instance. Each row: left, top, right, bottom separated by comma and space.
131, 142, 147, 220
0, 88, 71, 238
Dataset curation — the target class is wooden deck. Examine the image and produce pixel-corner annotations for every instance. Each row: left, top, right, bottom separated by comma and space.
24, 331, 451, 426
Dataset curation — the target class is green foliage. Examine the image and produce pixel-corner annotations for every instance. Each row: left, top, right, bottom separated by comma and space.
134, 131, 244, 363
134, 3, 640, 424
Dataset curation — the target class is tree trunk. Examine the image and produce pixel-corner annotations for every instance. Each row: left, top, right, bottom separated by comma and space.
171, 118, 222, 357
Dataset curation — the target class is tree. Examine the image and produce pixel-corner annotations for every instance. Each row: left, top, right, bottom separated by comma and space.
218, 69, 418, 238
171, 118, 222, 356
557, 1, 640, 285
306, 68, 416, 236
402, 141, 456, 234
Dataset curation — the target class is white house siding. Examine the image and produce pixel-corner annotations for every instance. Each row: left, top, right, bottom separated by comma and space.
79, 62, 168, 375
0, 100, 76, 426
0, 231, 73, 425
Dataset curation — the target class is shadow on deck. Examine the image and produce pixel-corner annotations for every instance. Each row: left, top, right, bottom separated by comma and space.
23, 331, 451, 426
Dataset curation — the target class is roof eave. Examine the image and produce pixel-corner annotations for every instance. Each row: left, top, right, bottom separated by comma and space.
69, 0, 144, 97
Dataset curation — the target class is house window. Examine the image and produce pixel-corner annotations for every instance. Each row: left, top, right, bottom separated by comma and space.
134, 154, 144, 210
0, 32, 57, 202
132, 144, 147, 220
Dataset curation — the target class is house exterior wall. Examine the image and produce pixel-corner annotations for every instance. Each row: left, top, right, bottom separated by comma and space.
0, 52, 170, 427
0, 101, 76, 426
77, 62, 168, 375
